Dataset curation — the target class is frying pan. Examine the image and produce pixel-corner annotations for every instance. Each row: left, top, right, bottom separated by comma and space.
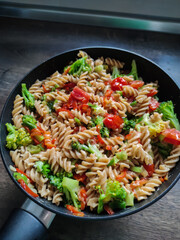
0, 47, 180, 240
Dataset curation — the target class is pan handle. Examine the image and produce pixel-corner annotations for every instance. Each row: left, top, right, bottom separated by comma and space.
0, 199, 56, 240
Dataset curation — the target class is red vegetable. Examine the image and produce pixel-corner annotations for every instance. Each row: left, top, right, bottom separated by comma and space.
103, 114, 124, 129
116, 169, 127, 181
18, 179, 38, 197
143, 163, 154, 177
66, 205, 84, 217
63, 82, 76, 91
96, 125, 105, 144
104, 205, 114, 215
147, 89, 158, 97
130, 179, 148, 189
130, 81, 144, 89
16, 168, 34, 183
106, 145, 112, 150
70, 87, 90, 103
111, 77, 128, 91
161, 129, 180, 145
73, 173, 87, 184
42, 84, 50, 93
79, 104, 91, 116
149, 98, 160, 112
78, 187, 87, 210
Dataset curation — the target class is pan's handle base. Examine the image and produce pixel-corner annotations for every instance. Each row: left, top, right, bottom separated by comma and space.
0, 208, 47, 240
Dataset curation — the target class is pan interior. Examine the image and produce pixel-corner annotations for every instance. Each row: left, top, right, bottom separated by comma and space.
0, 47, 179, 220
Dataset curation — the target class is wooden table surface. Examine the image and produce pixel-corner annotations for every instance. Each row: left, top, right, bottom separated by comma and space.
0, 17, 179, 240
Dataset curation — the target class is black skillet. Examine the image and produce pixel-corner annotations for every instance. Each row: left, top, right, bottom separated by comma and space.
0, 47, 180, 239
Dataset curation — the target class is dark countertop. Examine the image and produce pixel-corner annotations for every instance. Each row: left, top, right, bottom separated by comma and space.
0, 17, 180, 240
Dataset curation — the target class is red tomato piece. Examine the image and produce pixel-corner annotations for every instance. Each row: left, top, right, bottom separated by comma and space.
130, 179, 148, 189
149, 98, 160, 112
103, 114, 124, 129
18, 179, 38, 197
130, 81, 144, 89
106, 145, 112, 150
79, 104, 91, 116
147, 89, 158, 97
78, 187, 87, 210
161, 129, 180, 145
42, 84, 50, 93
66, 205, 84, 217
116, 169, 127, 181
73, 173, 87, 184
143, 163, 154, 177
111, 77, 128, 91
16, 168, 34, 183
71, 87, 90, 103
63, 82, 76, 91
104, 205, 115, 215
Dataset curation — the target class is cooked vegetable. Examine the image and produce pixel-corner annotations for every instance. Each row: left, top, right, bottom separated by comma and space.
34, 161, 51, 178
6, 123, 32, 150
67, 57, 91, 77
100, 126, 110, 138
74, 117, 81, 125
22, 115, 37, 130
62, 177, 80, 209
104, 114, 124, 130
131, 166, 142, 173
125, 192, 134, 207
157, 101, 180, 130
22, 83, 35, 110
116, 151, 127, 161
97, 180, 127, 214
47, 100, 56, 112
111, 77, 128, 91
112, 66, 120, 79
27, 144, 44, 154
130, 101, 137, 106
94, 65, 103, 73
128, 60, 138, 80
161, 129, 180, 146
122, 118, 137, 134
49, 175, 63, 192
88, 103, 105, 116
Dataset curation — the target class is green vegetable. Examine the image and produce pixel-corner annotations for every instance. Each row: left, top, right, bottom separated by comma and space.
34, 161, 51, 178
100, 126, 110, 138
94, 65, 103, 73
14, 172, 28, 184
130, 101, 137, 106
27, 144, 44, 154
68, 57, 92, 77
49, 175, 63, 192
6, 123, 32, 150
62, 177, 80, 209
22, 115, 37, 130
125, 192, 134, 206
22, 83, 35, 110
88, 143, 102, 159
87, 81, 91, 87
112, 66, 120, 79
97, 180, 127, 214
157, 101, 180, 130
90, 116, 110, 138
116, 91, 123, 96
123, 118, 137, 134
116, 151, 127, 161
34, 135, 44, 143
128, 60, 138, 80
94, 116, 104, 127
88, 103, 105, 115
51, 84, 59, 92
153, 142, 173, 159
47, 100, 55, 112
131, 166, 142, 173
74, 117, 81, 125
107, 157, 119, 166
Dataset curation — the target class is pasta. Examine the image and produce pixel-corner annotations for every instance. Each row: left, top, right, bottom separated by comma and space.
6, 50, 180, 217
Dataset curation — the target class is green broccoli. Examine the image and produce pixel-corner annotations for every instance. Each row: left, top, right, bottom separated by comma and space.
100, 126, 110, 138
49, 175, 63, 192
34, 161, 51, 178
27, 144, 44, 154
157, 101, 180, 130
108, 151, 127, 166
123, 118, 137, 134
91, 116, 110, 138
62, 177, 80, 209
97, 180, 127, 214
153, 142, 173, 159
47, 100, 56, 112
67, 57, 92, 77
22, 83, 35, 110
94, 65, 104, 73
22, 115, 37, 130
128, 60, 138, 80
6, 123, 32, 150
88, 103, 105, 116
112, 66, 120, 79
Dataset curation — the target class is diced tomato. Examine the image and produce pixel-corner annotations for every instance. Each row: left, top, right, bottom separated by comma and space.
111, 77, 128, 91
104, 89, 113, 99
143, 163, 154, 177
149, 98, 160, 112
104, 205, 114, 215
70, 87, 90, 103
64, 66, 71, 75
78, 139, 85, 144
161, 128, 180, 145
57, 108, 74, 118
79, 104, 91, 116
16, 168, 34, 183
130, 81, 144, 89
147, 89, 158, 97
78, 187, 87, 210
18, 179, 38, 197
125, 133, 132, 140
42, 84, 50, 93
66, 205, 84, 217
130, 178, 148, 189
106, 145, 112, 150
63, 82, 76, 91
73, 173, 87, 184
116, 169, 127, 181
103, 114, 124, 130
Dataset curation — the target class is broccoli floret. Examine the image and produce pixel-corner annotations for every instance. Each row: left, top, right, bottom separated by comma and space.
91, 116, 110, 138
94, 65, 104, 73
47, 100, 56, 112
87, 143, 102, 159
112, 66, 120, 79
6, 123, 32, 150
128, 60, 138, 80
62, 177, 80, 209
137, 113, 168, 138
153, 142, 173, 159
22, 83, 35, 110
94, 116, 104, 127
97, 180, 127, 214
22, 115, 37, 130
27, 144, 44, 154
34, 161, 51, 178
67, 57, 92, 77
123, 118, 137, 134
100, 126, 110, 138
88, 103, 105, 116
49, 175, 63, 192
157, 101, 180, 130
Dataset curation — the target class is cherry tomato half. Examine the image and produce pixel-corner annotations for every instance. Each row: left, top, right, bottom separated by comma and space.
103, 114, 124, 129
130, 80, 144, 89
147, 89, 158, 97
143, 163, 154, 177
111, 77, 128, 91
161, 128, 180, 145
71, 87, 90, 103
149, 98, 160, 112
